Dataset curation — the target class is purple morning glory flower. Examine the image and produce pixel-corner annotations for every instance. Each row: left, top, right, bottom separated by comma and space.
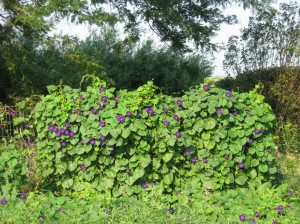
61, 142, 66, 147
288, 191, 293, 196
239, 214, 246, 221
254, 129, 260, 134
100, 135, 106, 142
175, 132, 181, 137
1, 199, 7, 205
276, 205, 283, 212
90, 138, 95, 145
203, 85, 210, 91
80, 95, 85, 100
163, 107, 168, 113
80, 164, 86, 170
232, 111, 237, 116
65, 122, 70, 128
254, 211, 260, 217
74, 109, 81, 115
184, 150, 191, 156
81, 140, 85, 144
19, 192, 27, 199
103, 209, 109, 214
56, 132, 61, 137
145, 107, 154, 115
250, 218, 256, 223
57, 207, 63, 212
286, 205, 291, 209
116, 115, 125, 123
69, 131, 75, 137
272, 221, 279, 224
157, 134, 161, 139
141, 181, 148, 189
191, 157, 197, 163
249, 138, 254, 144
65, 130, 69, 135
149, 181, 155, 185
216, 108, 223, 115
126, 111, 132, 117
176, 190, 181, 195
99, 86, 105, 92
202, 158, 208, 163
239, 163, 245, 169
101, 96, 107, 104
226, 92, 233, 97
99, 121, 105, 127
177, 100, 183, 106
136, 113, 141, 118
224, 154, 229, 159
8, 110, 14, 117
91, 108, 98, 115
163, 121, 169, 127
174, 115, 179, 121
25, 124, 29, 129
60, 128, 66, 134
52, 126, 58, 132
168, 207, 174, 214
125, 168, 131, 173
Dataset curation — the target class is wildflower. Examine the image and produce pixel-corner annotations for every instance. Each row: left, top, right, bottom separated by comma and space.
254, 211, 260, 217
99, 86, 105, 92
125, 168, 130, 173
100, 135, 106, 142
226, 92, 233, 97
232, 111, 237, 116
1, 199, 7, 205
163, 121, 169, 126
168, 207, 174, 214
69, 131, 75, 137
65, 122, 70, 128
249, 138, 254, 144
202, 157, 208, 163
216, 108, 222, 115
80, 164, 86, 171
99, 121, 105, 127
89, 137, 95, 145
103, 209, 109, 214
224, 154, 229, 159
176, 190, 181, 195
250, 218, 256, 223
145, 107, 154, 115
184, 150, 191, 156
61, 142, 66, 147
80, 95, 85, 100
177, 100, 183, 106
175, 132, 181, 137
174, 115, 179, 121
203, 85, 210, 91
149, 181, 155, 185
254, 129, 260, 134
126, 111, 132, 117
141, 181, 148, 189
239, 214, 246, 221
101, 96, 107, 104
239, 163, 245, 169
191, 157, 197, 163
163, 107, 168, 113
19, 192, 27, 199
276, 205, 283, 213
57, 207, 63, 212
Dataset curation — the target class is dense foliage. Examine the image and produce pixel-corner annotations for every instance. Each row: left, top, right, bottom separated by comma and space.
32, 76, 277, 202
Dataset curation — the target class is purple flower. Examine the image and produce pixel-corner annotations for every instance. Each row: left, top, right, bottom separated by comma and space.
163, 107, 168, 113
157, 134, 161, 139
116, 115, 125, 123
249, 138, 254, 144
101, 96, 107, 104
69, 131, 75, 137
136, 113, 141, 118
141, 181, 148, 189
175, 132, 181, 137
80, 95, 85, 100
239, 163, 245, 169
174, 115, 179, 121
91, 108, 98, 115
60, 128, 66, 134
8, 110, 14, 117
80, 164, 86, 171
56, 132, 61, 137
145, 107, 154, 115
168, 207, 174, 214
72, 99, 77, 103
176, 190, 181, 195
224, 154, 229, 159
250, 218, 256, 223
89, 138, 95, 145
191, 157, 197, 163
202, 157, 208, 163
226, 92, 233, 97
276, 205, 283, 212
216, 108, 223, 115
288, 191, 293, 196
65, 130, 69, 135
61, 142, 66, 147
100, 135, 106, 142
24, 124, 29, 129
184, 150, 191, 156
125, 168, 131, 173
103, 209, 109, 214
19, 192, 27, 199
254, 211, 260, 217
57, 207, 63, 212
177, 100, 183, 106
203, 85, 210, 91
1, 199, 7, 205
149, 181, 155, 185
99, 121, 106, 127
254, 129, 260, 134
286, 205, 291, 209
272, 221, 279, 224
99, 86, 105, 92
75, 109, 81, 115
232, 111, 237, 116
65, 122, 70, 128
126, 111, 132, 117
81, 140, 85, 144
163, 121, 169, 127
239, 214, 246, 221
100, 142, 106, 147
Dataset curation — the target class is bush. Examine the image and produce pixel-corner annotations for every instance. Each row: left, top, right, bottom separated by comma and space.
33, 76, 277, 202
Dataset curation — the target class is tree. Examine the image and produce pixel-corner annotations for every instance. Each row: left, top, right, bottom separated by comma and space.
223, 1, 300, 75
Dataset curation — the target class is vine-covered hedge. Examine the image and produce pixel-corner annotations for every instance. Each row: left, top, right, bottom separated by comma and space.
34, 77, 277, 201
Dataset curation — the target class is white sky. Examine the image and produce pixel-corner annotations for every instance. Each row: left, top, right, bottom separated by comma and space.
51, 0, 292, 77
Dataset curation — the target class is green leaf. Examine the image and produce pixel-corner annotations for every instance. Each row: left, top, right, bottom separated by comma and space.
122, 128, 131, 138
259, 164, 268, 173
249, 168, 257, 179
140, 155, 151, 168
235, 173, 247, 185
205, 118, 216, 130
163, 172, 173, 185
110, 128, 122, 138
62, 178, 73, 189
163, 152, 174, 163
133, 166, 145, 179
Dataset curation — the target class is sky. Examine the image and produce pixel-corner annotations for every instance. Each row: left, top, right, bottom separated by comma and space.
51, 0, 292, 77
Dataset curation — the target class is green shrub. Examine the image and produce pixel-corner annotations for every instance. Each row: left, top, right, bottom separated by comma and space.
33, 76, 277, 202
